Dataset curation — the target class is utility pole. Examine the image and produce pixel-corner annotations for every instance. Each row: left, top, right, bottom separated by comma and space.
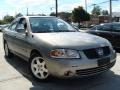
85, 0, 87, 12
55, 0, 58, 17
85, 0, 88, 28
109, 0, 112, 22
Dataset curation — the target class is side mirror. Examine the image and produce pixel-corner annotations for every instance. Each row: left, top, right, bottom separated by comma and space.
17, 23, 26, 33
24, 23, 27, 30
17, 28, 24, 33
25, 30, 28, 36
24, 23, 28, 36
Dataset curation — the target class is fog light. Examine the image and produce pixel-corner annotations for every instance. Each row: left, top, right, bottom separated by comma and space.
64, 71, 74, 76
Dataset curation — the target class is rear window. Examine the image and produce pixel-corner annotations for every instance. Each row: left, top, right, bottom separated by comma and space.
112, 23, 120, 31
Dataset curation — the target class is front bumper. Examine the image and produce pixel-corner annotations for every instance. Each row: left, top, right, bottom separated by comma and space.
45, 51, 116, 78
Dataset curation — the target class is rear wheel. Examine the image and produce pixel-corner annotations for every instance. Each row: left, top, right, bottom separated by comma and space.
4, 42, 13, 58
29, 54, 49, 81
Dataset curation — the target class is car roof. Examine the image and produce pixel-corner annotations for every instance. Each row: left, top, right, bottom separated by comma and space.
20, 16, 56, 19
12, 16, 57, 23
100, 22, 120, 25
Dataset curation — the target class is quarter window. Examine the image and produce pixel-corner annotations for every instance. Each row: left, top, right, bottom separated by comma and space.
16, 18, 26, 33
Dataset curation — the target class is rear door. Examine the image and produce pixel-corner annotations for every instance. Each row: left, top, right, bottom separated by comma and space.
3, 21, 18, 52
111, 23, 120, 48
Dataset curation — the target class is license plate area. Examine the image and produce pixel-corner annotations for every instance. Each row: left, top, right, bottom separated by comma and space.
98, 57, 110, 66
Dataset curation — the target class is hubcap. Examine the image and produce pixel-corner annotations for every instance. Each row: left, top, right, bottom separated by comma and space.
31, 57, 49, 79
5, 43, 8, 56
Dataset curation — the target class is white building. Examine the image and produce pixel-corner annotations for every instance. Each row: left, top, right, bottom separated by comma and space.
112, 12, 120, 22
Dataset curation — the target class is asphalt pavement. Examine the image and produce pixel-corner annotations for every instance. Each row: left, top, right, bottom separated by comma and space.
0, 32, 120, 90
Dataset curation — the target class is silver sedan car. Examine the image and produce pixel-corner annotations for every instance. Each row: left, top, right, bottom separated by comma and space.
3, 16, 116, 81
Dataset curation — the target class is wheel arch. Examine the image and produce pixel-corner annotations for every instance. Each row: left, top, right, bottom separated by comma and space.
30, 49, 43, 58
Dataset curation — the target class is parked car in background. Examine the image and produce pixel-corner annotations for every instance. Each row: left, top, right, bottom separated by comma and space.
0, 24, 10, 32
86, 22, 120, 49
0, 25, 3, 32
3, 24, 10, 28
3, 16, 116, 81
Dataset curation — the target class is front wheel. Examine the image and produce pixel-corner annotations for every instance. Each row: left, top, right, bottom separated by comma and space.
29, 54, 49, 81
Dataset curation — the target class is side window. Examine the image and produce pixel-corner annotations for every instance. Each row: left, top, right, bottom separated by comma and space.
102, 25, 111, 31
98, 24, 111, 31
96, 26, 102, 30
112, 24, 120, 31
9, 22, 18, 31
16, 18, 26, 33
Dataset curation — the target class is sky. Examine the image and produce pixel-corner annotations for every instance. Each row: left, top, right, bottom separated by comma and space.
0, 0, 120, 19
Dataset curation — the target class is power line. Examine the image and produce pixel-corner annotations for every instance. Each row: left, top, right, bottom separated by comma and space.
89, 0, 119, 7
89, 0, 119, 22
89, 1, 109, 7
98, 0, 109, 5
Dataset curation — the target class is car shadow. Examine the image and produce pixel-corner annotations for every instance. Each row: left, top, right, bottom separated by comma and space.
115, 48, 120, 53
5, 55, 120, 90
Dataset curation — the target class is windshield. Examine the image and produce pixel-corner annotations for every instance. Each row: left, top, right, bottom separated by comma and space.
29, 17, 77, 33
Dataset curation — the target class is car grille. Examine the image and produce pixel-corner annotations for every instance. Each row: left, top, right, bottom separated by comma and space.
76, 61, 115, 77
83, 46, 110, 59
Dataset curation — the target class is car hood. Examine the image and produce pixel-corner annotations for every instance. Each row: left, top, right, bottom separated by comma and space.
33, 32, 110, 50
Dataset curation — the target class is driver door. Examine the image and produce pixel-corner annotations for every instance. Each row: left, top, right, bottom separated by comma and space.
14, 18, 31, 59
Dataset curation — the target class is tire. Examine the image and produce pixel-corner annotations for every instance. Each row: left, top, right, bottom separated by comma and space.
29, 53, 49, 81
4, 42, 13, 58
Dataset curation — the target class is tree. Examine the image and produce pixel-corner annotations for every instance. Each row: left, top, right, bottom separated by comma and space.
15, 13, 23, 18
3, 15, 14, 23
58, 12, 71, 22
91, 6, 101, 15
102, 10, 109, 15
50, 12, 56, 16
71, 6, 90, 27
0, 20, 5, 25
38, 14, 46, 16
50, 12, 72, 22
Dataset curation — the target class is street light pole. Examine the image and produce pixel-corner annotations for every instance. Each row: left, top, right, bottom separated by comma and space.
27, 8, 29, 16
55, 0, 58, 17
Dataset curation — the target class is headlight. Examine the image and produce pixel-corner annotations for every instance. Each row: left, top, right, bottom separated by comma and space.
50, 49, 80, 58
